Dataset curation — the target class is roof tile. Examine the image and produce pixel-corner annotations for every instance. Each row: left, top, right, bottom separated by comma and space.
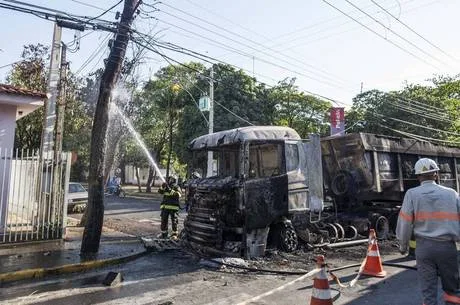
0, 84, 47, 98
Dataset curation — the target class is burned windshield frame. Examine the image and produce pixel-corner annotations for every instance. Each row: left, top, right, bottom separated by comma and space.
246, 141, 285, 180
191, 145, 240, 178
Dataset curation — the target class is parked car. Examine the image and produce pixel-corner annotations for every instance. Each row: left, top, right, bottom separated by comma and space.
67, 182, 88, 213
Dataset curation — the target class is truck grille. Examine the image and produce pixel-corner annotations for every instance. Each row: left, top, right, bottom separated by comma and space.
185, 207, 220, 247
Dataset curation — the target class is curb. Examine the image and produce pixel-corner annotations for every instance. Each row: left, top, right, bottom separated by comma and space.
0, 250, 148, 284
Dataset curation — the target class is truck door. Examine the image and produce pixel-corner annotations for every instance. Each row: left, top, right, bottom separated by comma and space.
285, 140, 309, 212
243, 141, 288, 230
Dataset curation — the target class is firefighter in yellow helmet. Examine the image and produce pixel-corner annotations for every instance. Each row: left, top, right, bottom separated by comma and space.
158, 177, 182, 240
396, 158, 460, 305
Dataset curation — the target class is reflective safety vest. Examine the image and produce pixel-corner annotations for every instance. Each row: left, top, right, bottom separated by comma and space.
396, 180, 460, 250
158, 185, 182, 211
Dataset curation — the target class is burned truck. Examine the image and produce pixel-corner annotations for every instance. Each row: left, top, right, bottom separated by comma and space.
183, 126, 324, 257
183, 127, 460, 257
321, 133, 460, 239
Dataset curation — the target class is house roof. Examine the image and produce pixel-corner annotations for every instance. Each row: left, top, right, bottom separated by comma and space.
0, 84, 47, 98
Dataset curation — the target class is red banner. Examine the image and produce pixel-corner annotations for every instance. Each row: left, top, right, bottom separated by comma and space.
330, 107, 345, 136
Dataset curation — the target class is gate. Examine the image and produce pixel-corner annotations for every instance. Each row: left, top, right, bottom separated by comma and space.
0, 148, 71, 243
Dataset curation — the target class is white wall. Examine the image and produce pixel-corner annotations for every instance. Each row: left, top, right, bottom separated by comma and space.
0, 105, 16, 233
0, 104, 16, 149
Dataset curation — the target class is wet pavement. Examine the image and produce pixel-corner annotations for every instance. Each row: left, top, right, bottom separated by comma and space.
0, 222, 144, 275
0, 250, 427, 305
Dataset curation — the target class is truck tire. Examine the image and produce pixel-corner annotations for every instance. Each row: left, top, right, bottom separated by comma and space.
331, 170, 355, 196
273, 222, 298, 252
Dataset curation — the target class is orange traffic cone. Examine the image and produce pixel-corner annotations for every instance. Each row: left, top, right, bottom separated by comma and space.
362, 229, 387, 277
310, 255, 334, 305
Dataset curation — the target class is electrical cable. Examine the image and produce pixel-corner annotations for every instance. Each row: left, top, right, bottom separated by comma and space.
343, 0, 447, 66
85, 0, 122, 22
133, 30, 348, 106
373, 113, 460, 136
321, 0, 439, 69
267, 0, 416, 43
377, 123, 460, 145
0, 1, 117, 31
157, 1, 350, 86
143, 42, 255, 126
153, 12, 350, 89
135, 35, 347, 109
370, 0, 457, 61
386, 99, 454, 123
75, 33, 111, 75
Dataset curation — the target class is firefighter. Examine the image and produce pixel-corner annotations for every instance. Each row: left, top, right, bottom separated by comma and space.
396, 158, 460, 305
158, 177, 182, 240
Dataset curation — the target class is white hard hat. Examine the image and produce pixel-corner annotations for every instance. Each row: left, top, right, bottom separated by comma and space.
414, 158, 439, 175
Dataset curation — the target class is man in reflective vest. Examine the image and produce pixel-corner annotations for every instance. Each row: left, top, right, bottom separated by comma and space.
158, 177, 182, 239
397, 158, 460, 305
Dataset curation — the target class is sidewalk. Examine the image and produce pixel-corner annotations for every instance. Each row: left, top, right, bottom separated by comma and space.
0, 218, 147, 283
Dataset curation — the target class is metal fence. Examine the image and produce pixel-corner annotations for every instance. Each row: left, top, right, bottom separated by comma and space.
0, 148, 71, 244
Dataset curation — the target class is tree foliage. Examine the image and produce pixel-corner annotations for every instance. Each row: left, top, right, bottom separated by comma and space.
346, 76, 460, 145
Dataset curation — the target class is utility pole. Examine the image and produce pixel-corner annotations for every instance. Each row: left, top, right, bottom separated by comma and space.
41, 23, 62, 158
207, 65, 214, 177
51, 43, 68, 231
81, 0, 139, 256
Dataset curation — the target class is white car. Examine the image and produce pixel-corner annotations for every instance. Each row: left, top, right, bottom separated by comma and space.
67, 182, 88, 213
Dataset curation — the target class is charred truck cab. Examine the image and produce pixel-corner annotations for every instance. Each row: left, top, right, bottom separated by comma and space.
183, 126, 323, 258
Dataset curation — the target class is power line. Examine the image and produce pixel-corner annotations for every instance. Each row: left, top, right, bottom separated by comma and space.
134, 31, 348, 106
377, 123, 460, 145
0, 1, 117, 31
157, 1, 350, 86
75, 33, 111, 75
272, 0, 435, 52
151, 17, 349, 90
149, 44, 253, 126
343, 0, 447, 66
86, 0, 122, 22
386, 100, 454, 123
69, 0, 117, 14
320, 0, 439, 69
181, 0, 272, 41
269, 0, 415, 44
372, 112, 460, 136
370, 0, 456, 61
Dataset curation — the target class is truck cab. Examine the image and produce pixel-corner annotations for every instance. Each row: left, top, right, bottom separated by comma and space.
183, 126, 323, 258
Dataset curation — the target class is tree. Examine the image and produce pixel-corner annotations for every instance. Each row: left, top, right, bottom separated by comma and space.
7, 44, 49, 150
346, 77, 460, 145
267, 78, 332, 138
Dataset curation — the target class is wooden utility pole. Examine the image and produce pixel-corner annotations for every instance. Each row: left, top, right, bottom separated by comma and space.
81, 0, 139, 256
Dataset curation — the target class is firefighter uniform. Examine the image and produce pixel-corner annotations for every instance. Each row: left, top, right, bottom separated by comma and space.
158, 182, 182, 239
397, 180, 460, 305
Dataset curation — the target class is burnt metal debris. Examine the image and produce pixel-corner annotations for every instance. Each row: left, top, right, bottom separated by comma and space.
181, 127, 460, 258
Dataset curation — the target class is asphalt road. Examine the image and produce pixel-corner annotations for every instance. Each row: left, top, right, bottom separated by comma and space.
2, 195, 458, 305
0, 250, 428, 305
70, 194, 187, 237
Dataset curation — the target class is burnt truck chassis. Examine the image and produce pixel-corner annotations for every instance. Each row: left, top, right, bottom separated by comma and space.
320, 133, 460, 242
183, 129, 460, 257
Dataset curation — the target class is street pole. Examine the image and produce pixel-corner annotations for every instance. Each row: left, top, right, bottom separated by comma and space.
207, 66, 214, 177
51, 43, 67, 231
81, 0, 139, 256
41, 23, 62, 158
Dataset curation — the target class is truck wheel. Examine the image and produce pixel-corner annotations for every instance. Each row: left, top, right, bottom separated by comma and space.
276, 222, 298, 252
331, 170, 354, 196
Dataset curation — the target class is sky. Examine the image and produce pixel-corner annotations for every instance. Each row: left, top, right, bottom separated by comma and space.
0, 0, 459, 107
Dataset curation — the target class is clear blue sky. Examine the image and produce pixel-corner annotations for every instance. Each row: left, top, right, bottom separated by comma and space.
1, 0, 459, 106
